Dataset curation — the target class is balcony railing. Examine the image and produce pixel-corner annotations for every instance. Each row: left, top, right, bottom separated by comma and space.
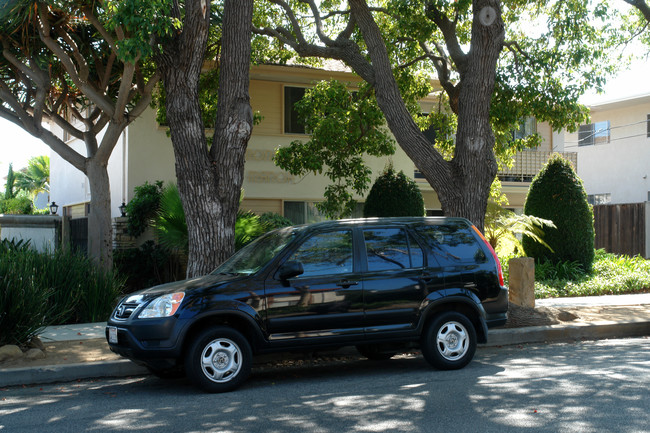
414, 151, 578, 183
498, 151, 577, 183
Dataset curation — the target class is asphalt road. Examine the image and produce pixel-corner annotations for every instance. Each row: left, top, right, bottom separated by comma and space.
2, 337, 649, 433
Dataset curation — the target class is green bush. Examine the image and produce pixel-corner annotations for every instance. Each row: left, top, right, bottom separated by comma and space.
522, 154, 595, 271
260, 212, 293, 230
0, 195, 33, 214
0, 247, 124, 346
114, 241, 183, 293
363, 166, 424, 217
125, 181, 163, 237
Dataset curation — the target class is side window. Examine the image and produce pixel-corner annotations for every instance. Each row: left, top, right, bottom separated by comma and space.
284, 86, 307, 134
415, 223, 486, 264
290, 230, 353, 277
363, 228, 423, 271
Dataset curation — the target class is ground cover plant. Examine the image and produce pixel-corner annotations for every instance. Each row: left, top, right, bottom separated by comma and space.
501, 249, 650, 299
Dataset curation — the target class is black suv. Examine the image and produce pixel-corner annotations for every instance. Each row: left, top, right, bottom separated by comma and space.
106, 217, 507, 392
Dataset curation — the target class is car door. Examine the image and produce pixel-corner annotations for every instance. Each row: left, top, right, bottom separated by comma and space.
264, 229, 365, 342
360, 226, 428, 333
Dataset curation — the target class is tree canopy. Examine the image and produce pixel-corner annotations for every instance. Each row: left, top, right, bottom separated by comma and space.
253, 0, 624, 228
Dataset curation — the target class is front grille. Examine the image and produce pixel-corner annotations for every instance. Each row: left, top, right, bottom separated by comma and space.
113, 301, 141, 320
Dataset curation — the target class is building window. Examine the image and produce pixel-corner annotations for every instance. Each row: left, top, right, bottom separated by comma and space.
512, 117, 537, 141
579, 121, 610, 146
587, 193, 611, 205
284, 86, 307, 134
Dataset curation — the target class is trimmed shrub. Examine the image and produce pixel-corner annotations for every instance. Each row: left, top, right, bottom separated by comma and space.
363, 166, 425, 217
522, 154, 595, 271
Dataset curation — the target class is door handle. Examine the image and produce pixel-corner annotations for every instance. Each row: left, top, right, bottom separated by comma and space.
337, 280, 359, 288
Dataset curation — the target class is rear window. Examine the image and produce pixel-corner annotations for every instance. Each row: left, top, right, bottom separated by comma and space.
415, 222, 486, 264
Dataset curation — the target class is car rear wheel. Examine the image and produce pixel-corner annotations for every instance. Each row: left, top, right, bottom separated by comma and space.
421, 311, 476, 370
185, 326, 252, 393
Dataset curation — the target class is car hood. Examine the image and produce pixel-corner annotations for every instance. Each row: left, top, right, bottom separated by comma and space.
133, 273, 246, 299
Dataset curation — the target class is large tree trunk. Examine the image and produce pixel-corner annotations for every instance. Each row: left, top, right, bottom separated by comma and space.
436, 0, 504, 230
85, 158, 113, 268
158, 0, 253, 278
349, 0, 504, 231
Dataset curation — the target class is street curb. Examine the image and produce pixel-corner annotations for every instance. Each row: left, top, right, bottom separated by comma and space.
2, 320, 649, 387
484, 320, 650, 347
0, 360, 148, 388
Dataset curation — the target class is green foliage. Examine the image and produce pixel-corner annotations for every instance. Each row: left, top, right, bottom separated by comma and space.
534, 250, 650, 298
0, 247, 124, 345
274, 80, 396, 219
235, 210, 267, 251
484, 202, 556, 255
259, 212, 293, 230
154, 183, 188, 255
523, 154, 595, 271
113, 241, 182, 293
125, 181, 164, 237
14, 155, 49, 197
4, 163, 15, 200
363, 166, 425, 218
0, 193, 33, 214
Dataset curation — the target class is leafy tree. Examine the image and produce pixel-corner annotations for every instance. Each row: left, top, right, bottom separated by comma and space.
274, 80, 397, 218
14, 155, 49, 198
522, 154, 595, 271
0, 0, 160, 268
3, 163, 15, 199
253, 0, 621, 230
363, 166, 425, 217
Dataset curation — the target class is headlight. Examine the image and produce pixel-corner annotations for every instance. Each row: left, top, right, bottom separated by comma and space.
138, 292, 185, 318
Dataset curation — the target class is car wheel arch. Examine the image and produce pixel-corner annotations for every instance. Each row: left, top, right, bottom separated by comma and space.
419, 298, 487, 344
181, 311, 264, 357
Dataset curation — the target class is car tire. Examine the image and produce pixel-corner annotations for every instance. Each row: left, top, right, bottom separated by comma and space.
420, 311, 476, 370
356, 344, 396, 361
185, 326, 252, 393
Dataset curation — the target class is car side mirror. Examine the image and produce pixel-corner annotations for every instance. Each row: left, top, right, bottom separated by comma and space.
278, 261, 304, 281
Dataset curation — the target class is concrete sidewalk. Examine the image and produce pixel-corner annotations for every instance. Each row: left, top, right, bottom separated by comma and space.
2, 294, 649, 388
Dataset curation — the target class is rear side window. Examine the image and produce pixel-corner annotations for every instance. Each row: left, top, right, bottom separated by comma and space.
290, 230, 353, 277
363, 228, 424, 271
415, 223, 486, 264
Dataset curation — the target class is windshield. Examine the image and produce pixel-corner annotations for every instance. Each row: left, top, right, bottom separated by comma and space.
212, 227, 299, 276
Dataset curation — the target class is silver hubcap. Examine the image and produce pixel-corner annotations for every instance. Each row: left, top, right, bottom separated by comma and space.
436, 321, 469, 361
200, 338, 242, 383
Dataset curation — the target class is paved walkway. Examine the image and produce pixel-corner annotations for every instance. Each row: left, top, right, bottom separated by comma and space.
2, 294, 649, 388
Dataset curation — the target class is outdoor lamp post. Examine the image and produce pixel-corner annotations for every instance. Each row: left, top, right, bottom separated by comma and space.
49, 202, 59, 215
119, 202, 127, 217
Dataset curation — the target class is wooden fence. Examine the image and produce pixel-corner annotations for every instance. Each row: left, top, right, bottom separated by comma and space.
593, 203, 648, 258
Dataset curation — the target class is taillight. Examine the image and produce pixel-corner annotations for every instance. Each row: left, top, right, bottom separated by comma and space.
471, 224, 505, 287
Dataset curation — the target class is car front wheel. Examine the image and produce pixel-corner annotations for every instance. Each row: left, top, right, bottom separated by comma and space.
185, 326, 252, 393
420, 312, 476, 370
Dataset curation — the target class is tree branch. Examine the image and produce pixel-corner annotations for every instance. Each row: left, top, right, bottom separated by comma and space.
424, 1, 468, 74
624, 0, 650, 22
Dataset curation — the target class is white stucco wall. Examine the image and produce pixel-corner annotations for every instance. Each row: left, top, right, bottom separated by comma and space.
561, 94, 650, 204
49, 123, 127, 218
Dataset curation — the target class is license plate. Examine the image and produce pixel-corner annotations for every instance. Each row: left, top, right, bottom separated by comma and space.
108, 326, 118, 344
